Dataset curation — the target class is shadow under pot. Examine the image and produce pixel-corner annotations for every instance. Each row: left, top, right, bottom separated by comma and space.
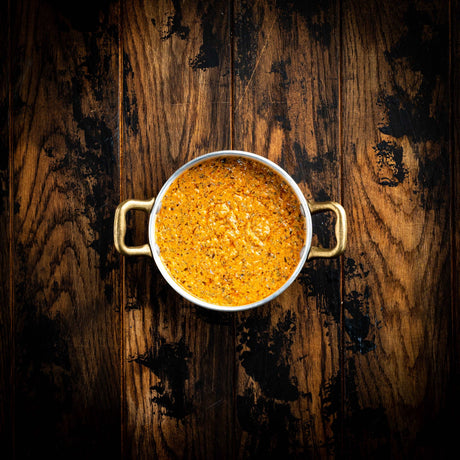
114, 150, 347, 312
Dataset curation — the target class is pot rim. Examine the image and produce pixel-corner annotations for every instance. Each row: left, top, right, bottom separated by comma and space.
148, 150, 313, 312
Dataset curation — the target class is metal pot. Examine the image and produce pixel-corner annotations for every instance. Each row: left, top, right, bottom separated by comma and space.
114, 150, 347, 312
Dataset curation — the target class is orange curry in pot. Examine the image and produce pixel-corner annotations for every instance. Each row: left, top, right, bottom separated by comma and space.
155, 157, 306, 306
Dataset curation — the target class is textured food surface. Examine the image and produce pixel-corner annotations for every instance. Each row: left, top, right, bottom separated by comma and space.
155, 157, 306, 306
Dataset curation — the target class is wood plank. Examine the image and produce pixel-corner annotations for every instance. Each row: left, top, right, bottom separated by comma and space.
0, 0, 12, 456
232, 0, 342, 456
341, 0, 451, 456
453, 0, 460, 445
121, 1, 233, 458
11, 0, 121, 457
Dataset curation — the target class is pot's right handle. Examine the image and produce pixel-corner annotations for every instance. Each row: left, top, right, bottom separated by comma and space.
307, 201, 347, 260
114, 198, 155, 257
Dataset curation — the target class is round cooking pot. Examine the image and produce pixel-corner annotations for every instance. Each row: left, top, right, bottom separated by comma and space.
114, 150, 347, 312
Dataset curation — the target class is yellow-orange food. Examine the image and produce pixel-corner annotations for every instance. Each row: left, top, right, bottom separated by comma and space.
155, 157, 306, 306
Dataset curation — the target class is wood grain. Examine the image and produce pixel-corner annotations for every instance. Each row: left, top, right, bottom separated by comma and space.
341, 0, 451, 456
11, 0, 121, 457
232, 0, 342, 456
121, 0, 233, 458
453, 0, 460, 444
0, 0, 12, 456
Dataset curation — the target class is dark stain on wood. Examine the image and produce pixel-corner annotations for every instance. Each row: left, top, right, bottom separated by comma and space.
131, 337, 193, 419
344, 358, 391, 457
280, 142, 336, 184
416, 150, 449, 205
233, 0, 258, 81
377, 92, 444, 144
344, 288, 376, 354
297, 142, 336, 175
237, 310, 299, 402
52, 107, 118, 279
298, 261, 341, 325
125, 296, 141, 312
320, 372, 341, 442
14, 291, 73, 456
147, 274, 179, 312
194, 307, 234, 326
257, 94, 292, 131
275, 0, 333, 47
378, 5, 448, 143
317, 99, 338, 120
155, 0, 190, 41
344, 257, 369, 280
373, 140, 408, 187
344, 260, 376, 354
237, 387, 299, 459
189, 6, 220, 71
270, 58, 291, 89
312, 209, 335, 250
46, 0, 116, 32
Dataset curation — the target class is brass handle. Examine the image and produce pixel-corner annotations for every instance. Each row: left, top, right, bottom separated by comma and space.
114, 198, 155, 257
307, 201, 347, 260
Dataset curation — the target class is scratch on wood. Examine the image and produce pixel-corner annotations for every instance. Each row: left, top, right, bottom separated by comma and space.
236, 17, 277, 109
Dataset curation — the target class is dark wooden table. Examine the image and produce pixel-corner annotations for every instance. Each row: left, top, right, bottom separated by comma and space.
1, 0, 459, 458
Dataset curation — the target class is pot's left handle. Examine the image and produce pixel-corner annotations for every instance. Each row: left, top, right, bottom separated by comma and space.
114, 198, 155, 257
